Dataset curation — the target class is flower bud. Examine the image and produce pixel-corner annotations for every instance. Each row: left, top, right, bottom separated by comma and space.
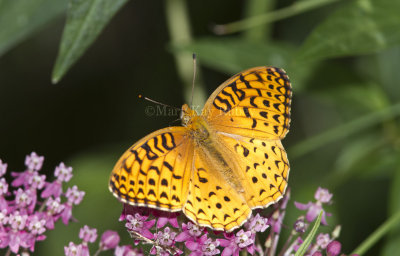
99, 230, 120, 250
326, 240, 341, 256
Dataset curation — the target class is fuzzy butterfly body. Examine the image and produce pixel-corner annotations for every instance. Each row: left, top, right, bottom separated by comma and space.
109, 67, 292, 232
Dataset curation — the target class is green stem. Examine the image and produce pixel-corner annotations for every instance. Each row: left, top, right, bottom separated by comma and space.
93, 247, 102, 256
214, 0, 342, 35
165, 0, 206, 107
243, 0, 275, 41
289, 102, 400, 159
352, 210, 400, 255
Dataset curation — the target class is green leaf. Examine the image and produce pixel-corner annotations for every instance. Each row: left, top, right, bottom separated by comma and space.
174, 37, 316, 91
328, 133, 386, 187
381, 163, 400, 256
52, 0, 128, 84
289, 102, 400, 159
352, 210, 400, 255
296, 0, 400, 62
295, 211, 323, 256
0, 0, 66, 57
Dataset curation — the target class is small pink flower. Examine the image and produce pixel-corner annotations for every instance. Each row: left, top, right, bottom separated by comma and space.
9, 211, 28, 230
25, 152, 44, 171
235, 230, 253, 248
125, 213, 155, 239
316, 233, 330, 249
66, 185, 85, 205
14, 188, 33, 208
64, 241, 83, 256
295, 187, 333, 225
246, 213, 269, 233
46, 197, 65, 215
176, 222, 204, 243
99, 230, 120, 250
186, 234, 220, 256
315, 187, 333, 203
219, 230, 256, 256
155, 227, 176, 247
55, 162, 73, 182
29, 173, 46, 189
79, 225, 97, 243
28, 215, 46, 235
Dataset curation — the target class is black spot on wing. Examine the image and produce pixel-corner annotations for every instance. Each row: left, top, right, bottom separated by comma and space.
243, 107, 251, 118
250, 97, 257, 107
161, 133, 176, 150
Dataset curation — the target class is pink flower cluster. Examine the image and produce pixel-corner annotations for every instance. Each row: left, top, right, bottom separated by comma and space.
0, 152, 84, 254
64, 226, 143, 256
120, 204, 269, 256
292, 187, 358, 256
113, 187, 358, 256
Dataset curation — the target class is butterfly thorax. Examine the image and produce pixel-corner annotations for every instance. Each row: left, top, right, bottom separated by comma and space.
181, 103, 245, 194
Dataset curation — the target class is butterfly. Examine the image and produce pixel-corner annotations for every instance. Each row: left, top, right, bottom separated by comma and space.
109, 66, 292, 232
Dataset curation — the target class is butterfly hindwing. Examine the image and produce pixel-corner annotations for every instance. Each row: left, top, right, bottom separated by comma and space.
217, 134, 289, 209
183, 149, 252, 232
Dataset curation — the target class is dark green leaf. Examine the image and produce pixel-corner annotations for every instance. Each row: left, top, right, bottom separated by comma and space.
381, 163, 400, 256
52, 0, 128, 83
296, 0, 400, 62
175, 37, 315, 91
289, 102, 400, 159
0, 0, 66, 57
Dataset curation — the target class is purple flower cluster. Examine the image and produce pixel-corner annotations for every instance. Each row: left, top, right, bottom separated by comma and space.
65, 226, 143, 256
114, 187, 358, 256
120, 204, 269, 256
286, 187, 358, 256
0, 152, 84, 254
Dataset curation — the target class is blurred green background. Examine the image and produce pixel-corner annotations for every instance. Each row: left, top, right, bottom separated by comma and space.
1, 0, 400, 255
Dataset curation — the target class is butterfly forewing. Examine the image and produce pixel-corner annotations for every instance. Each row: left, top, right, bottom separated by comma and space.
109, 127, 193, 211
203, 67, 292, 140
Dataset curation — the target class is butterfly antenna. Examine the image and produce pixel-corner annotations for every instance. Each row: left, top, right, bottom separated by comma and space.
138, 95, 180, 112
190, 53, 197, 108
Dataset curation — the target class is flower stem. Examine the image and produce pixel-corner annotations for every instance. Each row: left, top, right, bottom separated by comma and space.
351, 210, 400, 255
277, 231, 295, 256
165, 0, 206, 107
213, 0, 343, 35
93, 247, 102, 256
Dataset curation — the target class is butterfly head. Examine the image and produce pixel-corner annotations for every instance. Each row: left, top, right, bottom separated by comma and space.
181, 104, 198, 127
